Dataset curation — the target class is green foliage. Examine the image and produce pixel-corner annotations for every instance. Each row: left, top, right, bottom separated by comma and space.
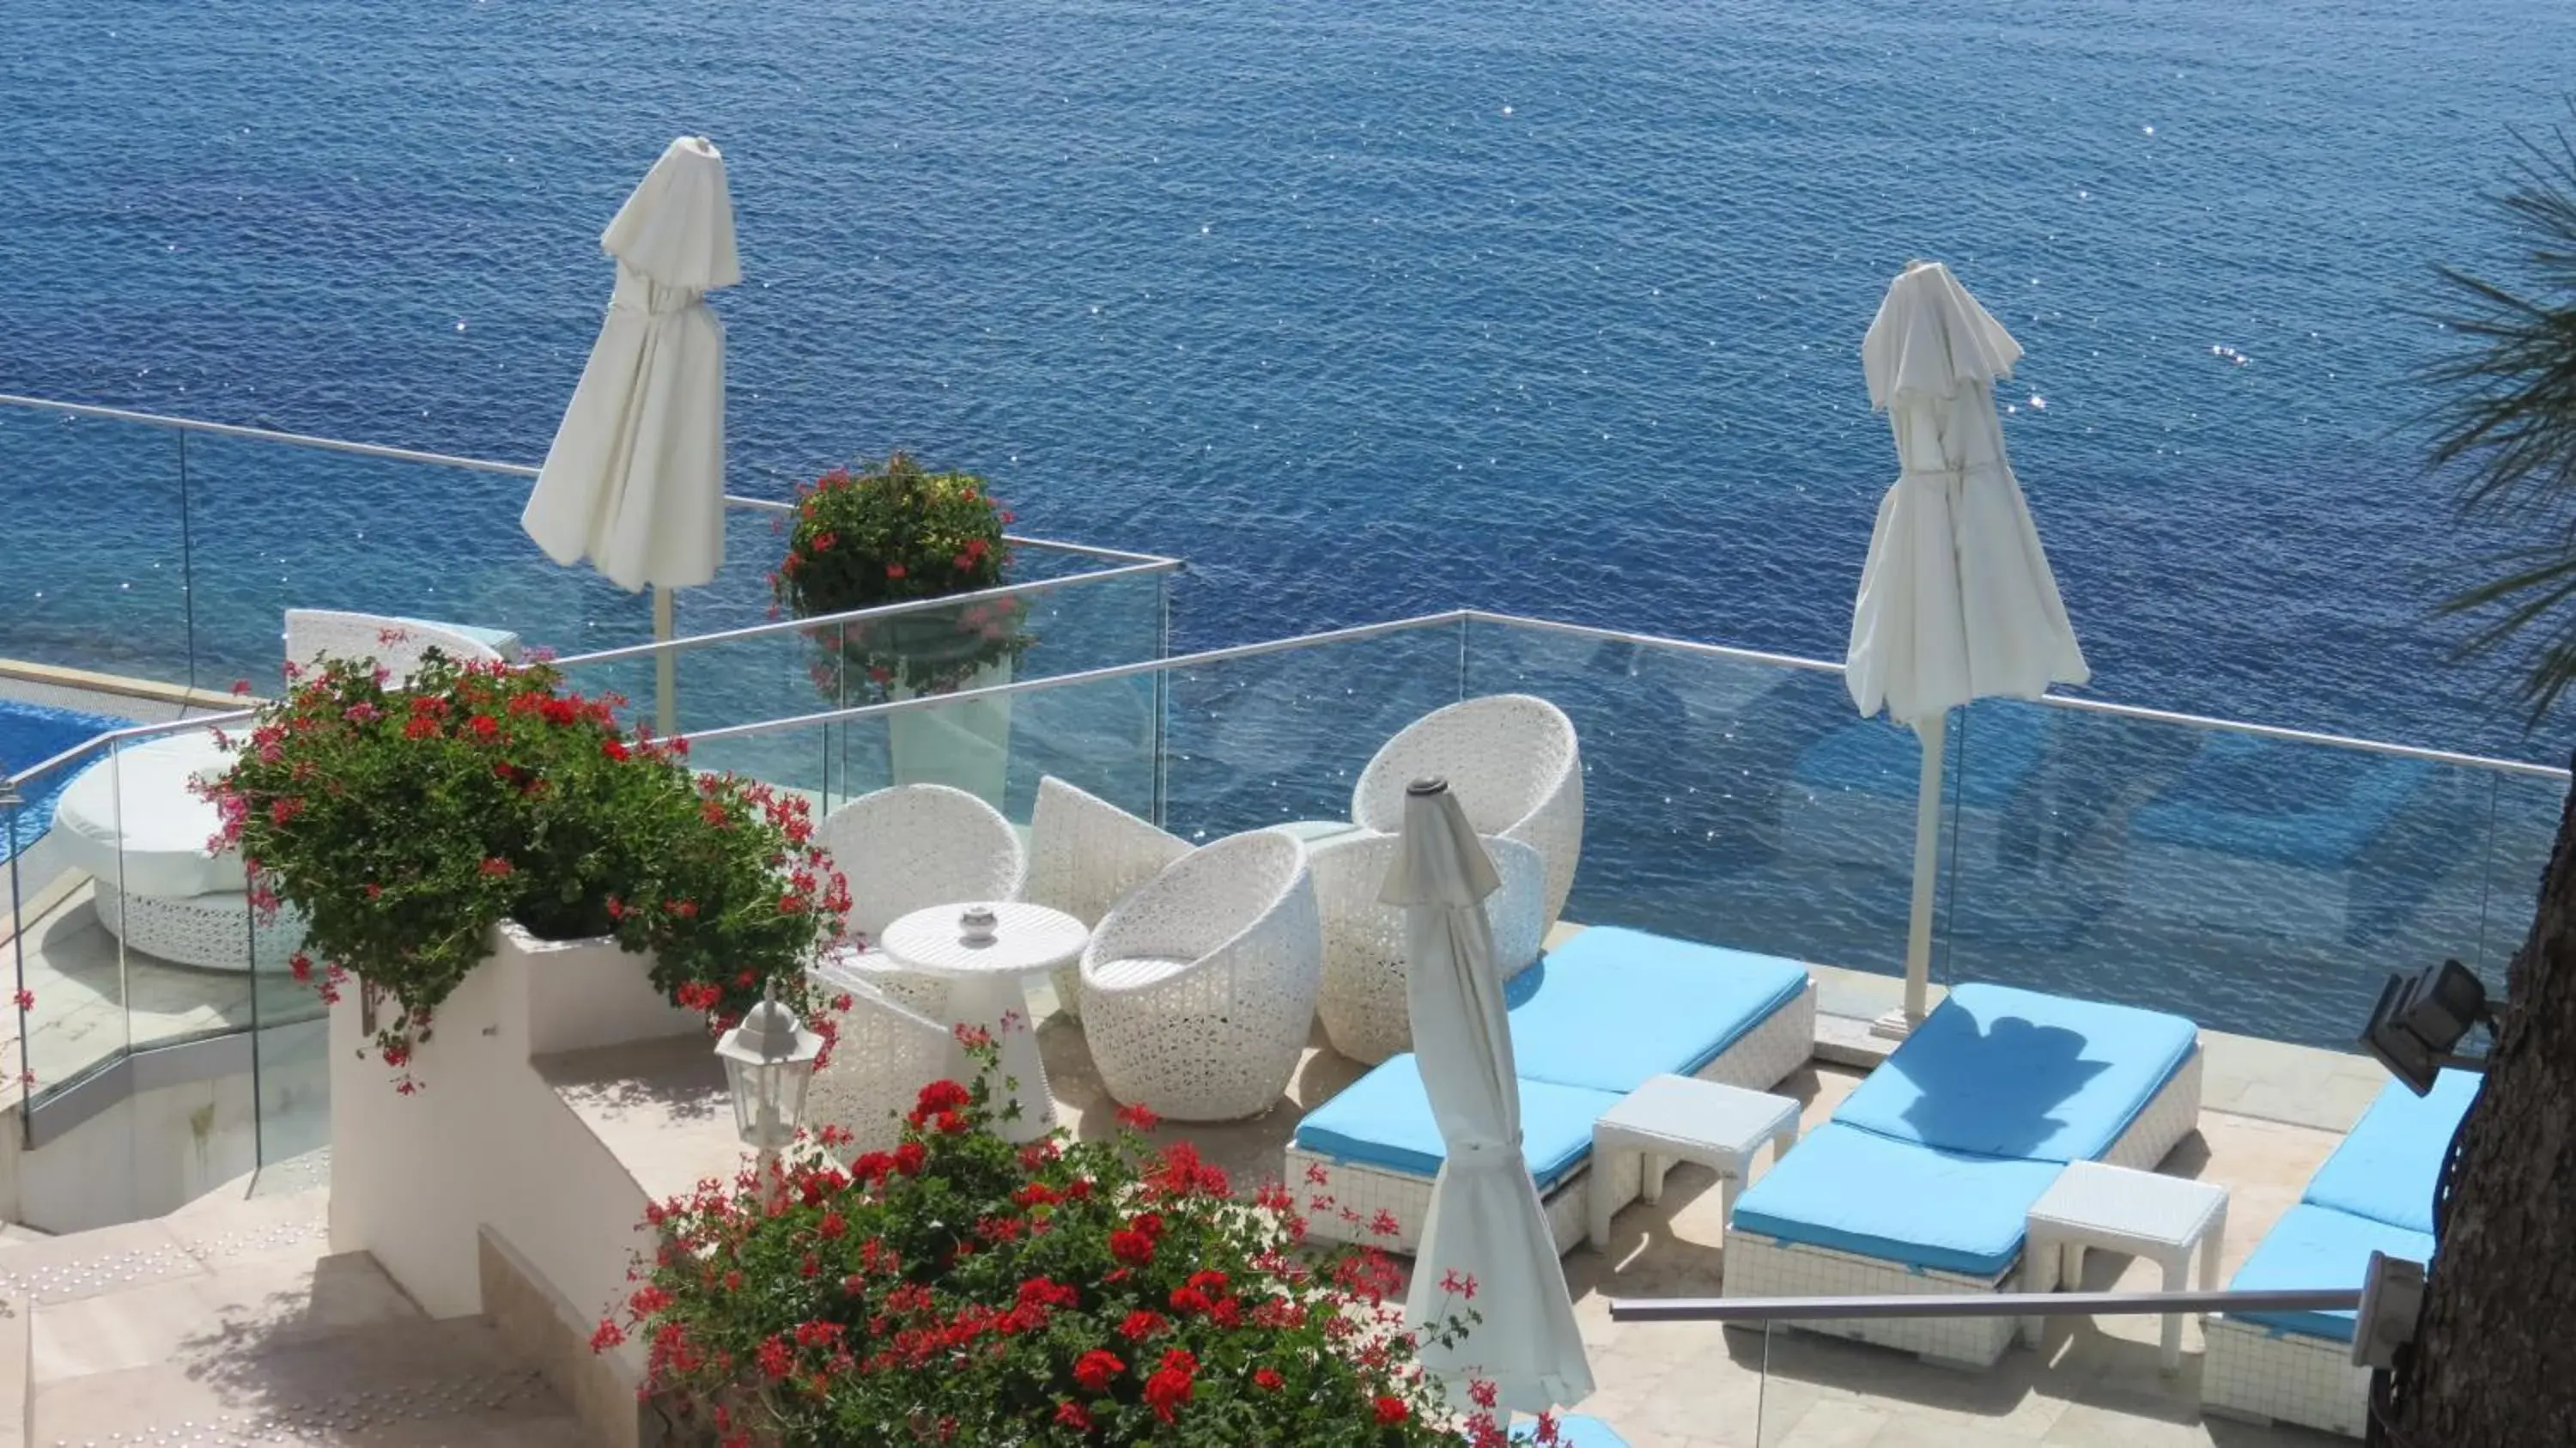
211, 648, 848, 1081
602, 1035, 1550, 1447
2429, 111, 2576, 723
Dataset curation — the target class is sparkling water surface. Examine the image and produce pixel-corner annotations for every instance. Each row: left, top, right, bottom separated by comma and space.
9, 0, 2576, 1044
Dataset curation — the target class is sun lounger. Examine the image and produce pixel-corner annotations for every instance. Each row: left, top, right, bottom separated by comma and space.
2202, 1069, 2477, 1438
1288, 927, 1815, 1254
1722, 983, 2203, 1368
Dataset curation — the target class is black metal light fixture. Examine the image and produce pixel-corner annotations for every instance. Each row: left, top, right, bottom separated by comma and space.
2359, 958, 2496, 1096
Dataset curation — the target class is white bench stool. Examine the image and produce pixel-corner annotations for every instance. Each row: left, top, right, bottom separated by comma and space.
2023, 1159, 2229, 1372
1589, 1073, 1800, 1251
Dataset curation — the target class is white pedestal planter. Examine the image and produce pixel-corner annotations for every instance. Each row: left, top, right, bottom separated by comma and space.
890, 657, 1014, 810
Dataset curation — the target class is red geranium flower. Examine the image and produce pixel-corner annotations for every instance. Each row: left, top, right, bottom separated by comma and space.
1072, 1349, 1123, 1394
1144, 1348, 1197, 1422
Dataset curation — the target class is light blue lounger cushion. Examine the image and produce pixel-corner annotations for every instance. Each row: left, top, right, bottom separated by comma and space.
2301, 1069, 2479, 1234
1510, 1415, 1629, 1446
2129, 733, 2431, 870
1506, 927, 1809, 1094
1728, 1123, 2063, 1279
1832, 983, 2197, 1165
1293, 1055, 1618, 1191
2227, 1202, 2436, 1342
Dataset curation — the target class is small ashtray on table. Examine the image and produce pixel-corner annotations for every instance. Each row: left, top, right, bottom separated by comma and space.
1589, 1072, 1801, 1251
880, 901, 1089, 1144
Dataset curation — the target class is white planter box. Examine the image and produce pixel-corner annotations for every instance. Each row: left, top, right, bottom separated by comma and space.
331, 922, 702, 1323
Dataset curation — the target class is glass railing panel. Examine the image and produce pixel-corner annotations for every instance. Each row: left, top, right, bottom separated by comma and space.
548, 567, 1172, 750
681, 714, 842, 818
1942, 696, 2549, 1049
1158, 621, 1469, 841
1459, 618, 1914, 987
0, 406, 193, 687
0, 716, 299, 1106
679, 664, 1165, 836
1723, 1306, 2282, 1445
659, 570, 1171, 740
247, 835, 329, 1171
2479, 768, 2562, 978
15, 734, 140, 1097
179, 432, 654, 691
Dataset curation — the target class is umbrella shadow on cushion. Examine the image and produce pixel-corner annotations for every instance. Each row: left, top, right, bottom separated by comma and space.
1892, 1016, 2107, 1161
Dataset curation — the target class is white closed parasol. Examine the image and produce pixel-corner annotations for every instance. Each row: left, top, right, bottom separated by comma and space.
521, 135, 741, 734
1388, 776, 1593, 1415
1846, 260, 2088, 1031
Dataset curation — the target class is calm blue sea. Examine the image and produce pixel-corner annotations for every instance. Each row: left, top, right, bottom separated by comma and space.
15, 0, 2576, 1048
10, 0, 2575, 761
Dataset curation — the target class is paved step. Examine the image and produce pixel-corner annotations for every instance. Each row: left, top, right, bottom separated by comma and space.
31, 1315, 580, 1447
13, 1182, 581, 1448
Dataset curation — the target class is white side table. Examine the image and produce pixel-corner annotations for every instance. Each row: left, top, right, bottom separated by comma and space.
881, 902, 1088, 1144
1589, 1074, 1801, 1251
2023, 1159, 2229, 1372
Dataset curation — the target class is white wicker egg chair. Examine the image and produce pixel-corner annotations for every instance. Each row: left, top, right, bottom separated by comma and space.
816, 783, 1029, 1016
805, 963, 960, 1160
1308, 830, 1546, 1066
1024, 776, 1191, 1024
1351, 693, 1583, 930
1078, 830, 1321, 1122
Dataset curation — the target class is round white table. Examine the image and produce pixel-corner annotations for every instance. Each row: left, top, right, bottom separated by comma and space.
880, 901, 1088, 1142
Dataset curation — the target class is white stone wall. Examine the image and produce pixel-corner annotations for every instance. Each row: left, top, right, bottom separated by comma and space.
326, 924, 696, 1384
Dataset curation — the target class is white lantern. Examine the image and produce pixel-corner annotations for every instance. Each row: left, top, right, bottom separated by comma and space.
714, 980, 824, 1154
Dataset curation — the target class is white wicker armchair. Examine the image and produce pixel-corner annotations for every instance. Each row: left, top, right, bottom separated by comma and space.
1309, 830, 1546, 1066
1024, 776, 1192, 1023
1352, 693, 1583, 930
816, 784, 1029, 1016
805, 963, 960, 1160
1079, 830, 1323, 1122
283, 609, 516, 684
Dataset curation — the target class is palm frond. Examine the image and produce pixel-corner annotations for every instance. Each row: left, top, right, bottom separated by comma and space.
2424, 104, 2576, 724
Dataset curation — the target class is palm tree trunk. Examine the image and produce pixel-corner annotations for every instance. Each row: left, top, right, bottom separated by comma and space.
2388, 759, 2576, 1443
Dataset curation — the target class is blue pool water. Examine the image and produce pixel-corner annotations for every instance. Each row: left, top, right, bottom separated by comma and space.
0, 702, 136, 867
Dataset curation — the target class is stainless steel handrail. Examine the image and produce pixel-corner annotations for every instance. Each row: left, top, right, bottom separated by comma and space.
0, 392, 1186, 569
1610, 1287, 2361, 1323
